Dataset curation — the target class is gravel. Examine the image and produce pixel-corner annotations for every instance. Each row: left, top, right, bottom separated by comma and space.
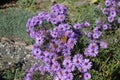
0, 37, 41, 71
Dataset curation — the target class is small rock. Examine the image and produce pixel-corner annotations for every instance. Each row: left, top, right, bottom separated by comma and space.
15, 41, 26, 46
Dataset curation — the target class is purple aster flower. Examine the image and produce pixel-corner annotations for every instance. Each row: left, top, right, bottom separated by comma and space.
110, 11, 116, 17
105, 0, 111, 6
87, 32, 93, 38
62, 49, 71, 56
63, 69, 71, 76
92, 32, 100, 39
88, 43, 98, 50
58, 24, 66, 31
118, 18, 120, 23
67, 38, 77, 49
63, 24, 70, 30
50, 4, 67, 15
56, 45, 63, 52
56, 70, 64, 79
25, 73, 32, 80
93, 30, 102, 38
118, 2, 120, 7
53, 27, 59, 32
39, 65, 46, 75
73, 54, 83, 66
32, 47, 42, 58
84, 48, 99, 57
64, 30, 74, 38
63, 58, 73, 69
65, 72, 73, 80
29, 67, 35, 74
38, 12, 48, 20
25, 77, 32, 80
102, 24, 108, 30
67, 63, 75, 71
108, 16, 114, 23
102, 8, 110, 14
63, 58, 75, 71
35, 37, 44, 45
51, 62, 61, 72
111, 1, 116, 7
93, 26, 100, 32
50, 17, 58, 24
78, 66, 87, 73
67, 38, 77, 44
51, 7, 59, 15
100, 41, 108, 49
73, 23, 82, 29
81, 59, 92, 70
83, 72, 91, 80
84, 21, 90, 27
50, 31, 58, 38
58, 14, 65, 22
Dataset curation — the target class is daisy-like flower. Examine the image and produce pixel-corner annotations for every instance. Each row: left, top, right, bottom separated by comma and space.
65, 72, 73, 80
73, 23, 82, 29
39, 65, 46, 75
57, 69, 64, 79
83, 72, 91, 80
51, 62, 61, 72
35, 36, 44, 45
88, 43, 98, 50
58, 14, 65, 22
84, 21, 90, 27
108, 16, 114, 23
62, 49, 71, 56
84, 48, 99, 57
73, 54, 83, 66
105, 0, 111, 7
50, 31, 58, 38
58, 24, 66, 31
100, 41, 108, 49
67, 38, 77, 49
118, 2, 120, 7
87, 32, 93, 38
92, 32, 100, 39
32, 47, 42, 58
65, 30, 75, 38
81, 59, 92, 70
77, 66, 87, 73
102, 8, 110, 14
63, 58, 71, 66
25, 73, 32, 80
50, 17, 58, 24
63, 24, 70, 30
102, 24, 108, 30
110, 11, 116, 17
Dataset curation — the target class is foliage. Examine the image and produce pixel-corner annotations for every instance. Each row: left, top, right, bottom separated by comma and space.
17, 0, 36, 8
0, 8, 35, 43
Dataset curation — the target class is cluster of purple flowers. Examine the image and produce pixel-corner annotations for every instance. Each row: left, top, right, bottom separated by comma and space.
25, 4, 93, 80
25, 2, 110, 80
102, 0, 120, 23
84, 20, 108, 57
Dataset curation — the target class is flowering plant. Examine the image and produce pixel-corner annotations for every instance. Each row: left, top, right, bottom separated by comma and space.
102, 0, 120, 27
25, 4, 108, 80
